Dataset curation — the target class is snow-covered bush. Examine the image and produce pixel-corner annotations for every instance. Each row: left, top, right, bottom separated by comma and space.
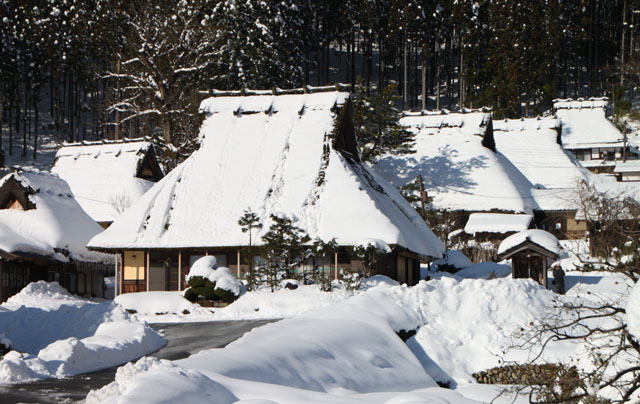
184, 257, 242, 303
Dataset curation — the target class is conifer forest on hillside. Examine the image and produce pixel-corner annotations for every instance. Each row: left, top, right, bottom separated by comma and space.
0, 0, 637, 164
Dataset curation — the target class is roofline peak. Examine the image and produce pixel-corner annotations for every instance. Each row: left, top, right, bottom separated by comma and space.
60, 136, 152, 148
205, 83, 352, 97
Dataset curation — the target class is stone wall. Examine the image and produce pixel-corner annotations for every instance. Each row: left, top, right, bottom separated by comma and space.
472, 364, 564, 385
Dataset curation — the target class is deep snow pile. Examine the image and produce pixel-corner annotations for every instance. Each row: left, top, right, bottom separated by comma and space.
87, 276, 558, 404
113, 283, 357, 323
0, 282, 165, 384
114, 292, 215, 320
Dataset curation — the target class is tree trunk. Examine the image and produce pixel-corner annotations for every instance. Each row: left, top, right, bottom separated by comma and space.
0, 89, 4, 151
460, 35, 465, 108
436, 33, 441, 110
22, 83, 27, 159
9, 92, 13, 156
422, 45, 427, 110
403, 36, 408, 110
33, 93, 39, 160
621, 0, 627, 89
162, 114, 172, 144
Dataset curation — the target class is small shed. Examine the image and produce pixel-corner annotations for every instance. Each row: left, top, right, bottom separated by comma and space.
497, 229, 562, 288
614, 161, 640, 182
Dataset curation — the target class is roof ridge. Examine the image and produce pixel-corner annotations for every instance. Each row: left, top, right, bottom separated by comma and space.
11, 166, 60, 178
206, 83, 352, 97
402, 106, 492, 117
60, 136, 152, 147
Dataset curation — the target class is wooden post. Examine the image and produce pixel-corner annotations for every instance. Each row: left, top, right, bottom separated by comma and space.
114, 252, 118, 297
120, 252, 125, 295
237, 249, 241, 279
178, 250, 182, 291
334, 252, 338, 280
146, 250, 150, 292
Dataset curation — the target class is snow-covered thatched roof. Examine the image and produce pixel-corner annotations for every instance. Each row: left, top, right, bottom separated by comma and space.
373, 110, 537, 213
553, 98, 624, 149
493, 117, 590, 189
0, 168, 109, 262
464, 213, 533, 235
51, 139, 163, 224
88, 88, 444, 259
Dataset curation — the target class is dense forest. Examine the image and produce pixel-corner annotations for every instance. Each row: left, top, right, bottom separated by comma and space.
0, 0, 637, 164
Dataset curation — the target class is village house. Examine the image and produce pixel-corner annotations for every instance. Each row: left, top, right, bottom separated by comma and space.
51, 138, 164, 228
87, 86, 445, 294
374, 109, 538, 215
554, 97, 637, 174
493, 116, 590, 240
0, 168, 112, 302
373, 109, 544, 260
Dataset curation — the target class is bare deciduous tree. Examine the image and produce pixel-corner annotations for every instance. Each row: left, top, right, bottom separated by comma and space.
504, 182, 640, 403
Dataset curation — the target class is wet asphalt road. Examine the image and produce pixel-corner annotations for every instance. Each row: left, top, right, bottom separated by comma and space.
0, 320, 274, 404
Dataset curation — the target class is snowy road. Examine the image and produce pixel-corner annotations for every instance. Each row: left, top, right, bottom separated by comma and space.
0, 320, 274, 404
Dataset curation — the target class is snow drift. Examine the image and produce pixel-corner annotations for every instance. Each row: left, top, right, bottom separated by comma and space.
0, 282, 165, 383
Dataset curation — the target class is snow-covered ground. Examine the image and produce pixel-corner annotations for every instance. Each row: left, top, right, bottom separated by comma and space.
0, 248, 634, 404
86, 262, 634, 404
0, 282, 165, 384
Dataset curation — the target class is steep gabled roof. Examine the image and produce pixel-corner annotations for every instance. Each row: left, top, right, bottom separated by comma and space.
497, 229, 562, 260
0, 169, 108, 262
493, 117, 590, 189
553, 98, 623, 149
372, 110, 538, 213
88, 88, 444, 259
51, 139, 163, 224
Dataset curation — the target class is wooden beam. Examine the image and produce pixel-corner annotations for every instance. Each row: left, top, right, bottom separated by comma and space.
237, 249, 241, 279
178, 250, 182, 291
114, 252, 118, 297
334, 252, 338, 280
120, 252, 124, 295
146, 250, 150, 292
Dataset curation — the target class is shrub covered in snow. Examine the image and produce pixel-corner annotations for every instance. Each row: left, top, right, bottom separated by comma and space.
433, 250, 473, 273
185, 257, 242, 303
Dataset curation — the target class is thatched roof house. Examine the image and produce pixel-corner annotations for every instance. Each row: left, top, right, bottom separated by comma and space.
373, 110, 538, 214
89, 86, 445, 294
554, 98, 635, 172
51, 139, 164, 227
0, 168, 111, 302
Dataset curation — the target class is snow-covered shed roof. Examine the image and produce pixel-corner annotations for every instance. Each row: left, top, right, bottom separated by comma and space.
0, 168, 109, 262
614, 160, 640, 174
553, 98, 624, 149
464, 213, 533, 235
493, 117, 590, 189
497, 229, 562, 260
88, 88, 445, 259
373, 110, 538, 213
51, 139, 163, 224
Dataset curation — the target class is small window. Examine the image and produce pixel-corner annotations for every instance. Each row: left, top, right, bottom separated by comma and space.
555, 223, 562, 230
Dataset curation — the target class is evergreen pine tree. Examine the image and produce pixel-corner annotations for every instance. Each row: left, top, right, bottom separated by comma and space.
260, 214, 310, 288
352, 81, 415, 163
211, 0, 288, 90
238, 208, 263, 290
